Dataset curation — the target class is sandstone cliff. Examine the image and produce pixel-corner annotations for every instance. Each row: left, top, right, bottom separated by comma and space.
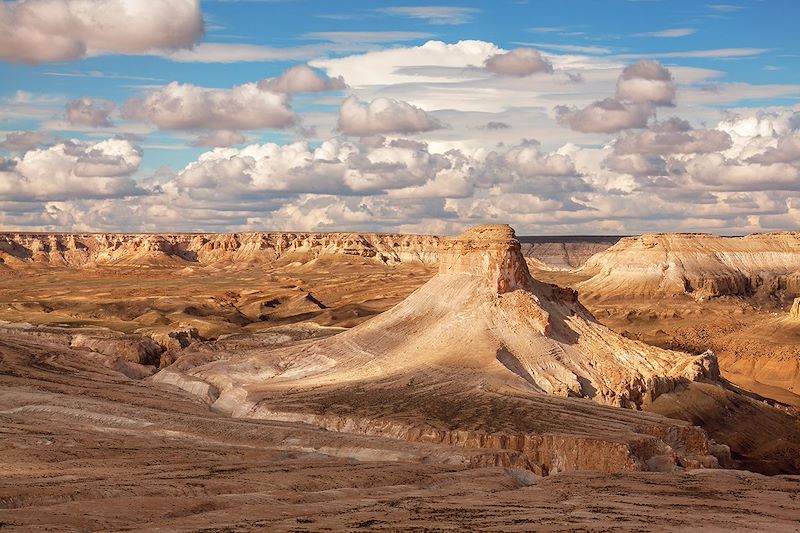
0, 232, 441, 268
156, 224, 725, 474
578, 233, 800, 300
519, 236, 618, 269
0, 232, 614, 270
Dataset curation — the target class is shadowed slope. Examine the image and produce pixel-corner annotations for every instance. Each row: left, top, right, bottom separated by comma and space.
158, 225, 726, 474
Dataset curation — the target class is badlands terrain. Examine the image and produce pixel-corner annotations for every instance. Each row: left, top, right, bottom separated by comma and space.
1, 226, 799, 531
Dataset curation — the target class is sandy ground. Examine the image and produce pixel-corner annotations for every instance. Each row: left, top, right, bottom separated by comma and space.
1, 332, 799, 532
1, 257, 799, 530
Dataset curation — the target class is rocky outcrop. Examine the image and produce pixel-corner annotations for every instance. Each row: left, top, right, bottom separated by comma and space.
0, 232, 441, 269
0, 232, 617, 271
791, 298, 800, 319
157, 224, 724, 474
578, 232, 800, 300
519, 236, 619, 270
70, 334, 164, 366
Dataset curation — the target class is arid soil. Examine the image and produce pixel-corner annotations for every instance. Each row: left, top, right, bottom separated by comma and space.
1, 228, 799, 530
2, 327, 799, 532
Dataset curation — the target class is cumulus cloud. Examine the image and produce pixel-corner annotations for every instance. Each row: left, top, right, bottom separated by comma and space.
479, 121, 511, 130
311, 40, 502, 87
122, 81, 296, 130
613, 125, 732, 155
747, 133, 800, 165
616, 60, 676, 106
0, 131, 54, 152
484, 48, 553, 76
66, 97, 115, 127
604, 153, 667, 176
0, 0, 203, 64
337, 96, 443, 135
555, 98, 653, 133
174, 138, 453, 196
684, 153, 800, 191
257, 65, 347, 93
556, 60, 676, 134
0, 138, 144, 201
191, 130, 247, 148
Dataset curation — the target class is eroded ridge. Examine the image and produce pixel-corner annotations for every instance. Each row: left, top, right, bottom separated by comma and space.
157, 224, 725, 474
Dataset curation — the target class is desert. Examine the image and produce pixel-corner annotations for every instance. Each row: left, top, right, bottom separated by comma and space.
1, 225, 799, 531
3, 0, 800, 530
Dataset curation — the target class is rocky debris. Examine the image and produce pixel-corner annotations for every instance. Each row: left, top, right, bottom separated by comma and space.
578, 232, 800, 300
71, 333, 164, 366
159, 224, 725, 474
136, 326, 202, 353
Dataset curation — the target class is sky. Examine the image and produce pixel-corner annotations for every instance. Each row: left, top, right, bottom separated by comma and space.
0, 0, 799, 235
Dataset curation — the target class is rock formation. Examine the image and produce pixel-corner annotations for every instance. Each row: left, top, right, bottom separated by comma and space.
0, 231, 615, 271
578, 232, 800, 300
791, 297, 800, 319
518, 236, 619, 269
157, 224, 725, 474
0, 232, 441, 269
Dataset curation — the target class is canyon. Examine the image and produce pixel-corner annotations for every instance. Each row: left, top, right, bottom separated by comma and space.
0, 226, 799, 530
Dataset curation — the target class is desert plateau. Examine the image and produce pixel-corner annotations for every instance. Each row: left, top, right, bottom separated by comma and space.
0, 225, 799, 531
3, 0, 800, 530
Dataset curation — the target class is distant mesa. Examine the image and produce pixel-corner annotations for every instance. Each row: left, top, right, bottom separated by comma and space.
578, 232, 800, 301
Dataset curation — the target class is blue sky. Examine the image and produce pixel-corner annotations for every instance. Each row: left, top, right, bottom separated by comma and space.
0, 0, 799, 234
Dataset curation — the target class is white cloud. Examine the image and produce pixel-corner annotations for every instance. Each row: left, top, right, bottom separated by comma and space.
66, 97, 115, 127
122, 81, 295, 130
337, 96, 443, 135
311, 40, 503, 87
484, 48, 553, 76
191, 130, 247, 148
0, 0, 203, 64
618, 48, 767, 60
556, 98, 653, 133
258, 65, 347, 93
616, 60, 676, 106
613, 126, 732, 155
633, 28, 696, 38
0, 138, 143, 201
0, 131, 55, 152
380, 6, 479, 25
302, 31, 432, 42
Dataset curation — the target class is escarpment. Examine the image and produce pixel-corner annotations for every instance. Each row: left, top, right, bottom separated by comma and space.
578, 232, 800, 300
157, 224, 726, 474
0, 231, 615, 270
0, 232, 441, 268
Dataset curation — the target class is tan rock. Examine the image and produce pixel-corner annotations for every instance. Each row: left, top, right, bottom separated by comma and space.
578, 232, 800, 300
158, 224, 722, 474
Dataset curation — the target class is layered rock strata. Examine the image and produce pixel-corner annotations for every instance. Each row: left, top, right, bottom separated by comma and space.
0, 231, 618, 270
0, 232, 441, 268
578, 233, 800, 300
157, 224, 725, 474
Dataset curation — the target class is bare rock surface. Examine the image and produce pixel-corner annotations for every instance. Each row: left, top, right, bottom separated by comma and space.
162, 224, 725, 474
578, 232, 800, 300
0, 231, 615, 271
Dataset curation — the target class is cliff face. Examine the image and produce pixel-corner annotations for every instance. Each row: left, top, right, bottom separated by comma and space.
519, 237, 619, 270
157, 224, 725, 474
0, 232, 615, 270
578, 233, 800, 300
0, 232, 441, 268
791, 298, 800, 319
